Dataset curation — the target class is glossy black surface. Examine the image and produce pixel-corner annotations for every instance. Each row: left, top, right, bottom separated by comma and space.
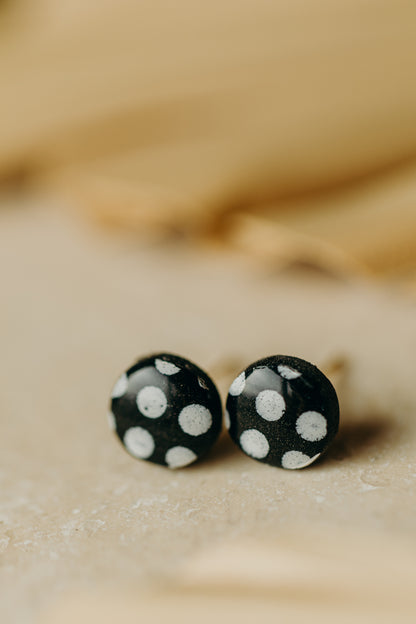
109, 353, 222, 468
226, 355, 339, 469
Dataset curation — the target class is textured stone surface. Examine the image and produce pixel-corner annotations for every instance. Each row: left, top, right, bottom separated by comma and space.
0, 203, 416, 622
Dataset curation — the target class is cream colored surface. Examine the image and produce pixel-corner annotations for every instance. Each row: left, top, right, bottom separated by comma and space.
1, 1, 416, 247
1, 201, 416, 622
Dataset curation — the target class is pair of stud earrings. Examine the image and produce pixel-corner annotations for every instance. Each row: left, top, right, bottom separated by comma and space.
108, 352, 340, 470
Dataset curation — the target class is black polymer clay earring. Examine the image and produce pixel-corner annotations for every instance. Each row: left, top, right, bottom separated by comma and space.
108, 353, 223, 468
225, 355, 339, 469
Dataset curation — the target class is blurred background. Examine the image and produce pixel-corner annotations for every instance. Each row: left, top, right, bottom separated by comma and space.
1, 2, 416, 623
1, 0, 416, 281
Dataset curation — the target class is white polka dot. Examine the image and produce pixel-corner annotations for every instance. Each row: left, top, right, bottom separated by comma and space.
198, 377, 209, 390
224, 409, 231, 430
155, 359, 180, 375
137, 386, 167, 418
255, 389, 286, 421
281, 450, 321, 469
296, 411, 327, 441
111, 373, 128, 398
107, 410, 116, 431
278, 365, 302, 380
165, 446, 197, 468
240, 429, 269, 459
178, 404, 212, 436
229, 372, 246, 396
123, 427, 155, 459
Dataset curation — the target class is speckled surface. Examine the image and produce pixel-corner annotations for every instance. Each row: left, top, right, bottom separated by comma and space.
0, 202, 416, 622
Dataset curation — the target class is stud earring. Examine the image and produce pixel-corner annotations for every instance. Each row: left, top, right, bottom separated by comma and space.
108, 353, 222, 468
225, 355, 340, 469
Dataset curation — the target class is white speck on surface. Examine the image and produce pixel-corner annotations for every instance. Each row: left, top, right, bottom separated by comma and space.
60, 520, 79, 537
113, 483, 129, 496
132, 495, 169, 509
360, 483, 379, 492
0, 537, 10, 552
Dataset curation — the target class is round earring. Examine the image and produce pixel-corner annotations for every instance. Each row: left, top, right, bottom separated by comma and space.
108, 353, 222, 468
225, 355, 339, 469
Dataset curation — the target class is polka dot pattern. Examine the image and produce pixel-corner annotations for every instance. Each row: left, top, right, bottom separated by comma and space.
296, 411, 327, 442
107, 410, 116, 431
165, 446, 197, 468
155, 359, 180, 376
281, 450, 321, 470
228, 371, 246, 396
109, 353, 222, 468
178, 404, 212, 436
111, 373, 128, 398
255, 389, 285, 421
124, 426, 155, 459
240, 429, 269, 459
136, 385, 167, 419
226, 355, 339, 469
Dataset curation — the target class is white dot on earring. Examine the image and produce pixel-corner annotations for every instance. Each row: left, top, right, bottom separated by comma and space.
124, 427, 155, 459
281, 450, 320, 469
136, 386, 167, 418
165, 446, 197, 468
278, 365, 302, 380
255, 389, 286, 421
229, 372, 246, 396
111, 373, 128, 398
178, 404, 212, 436
107, 410, 116, 431
155, 359, 180, 376
240, 429, 269, 459
296, 411, 327, 441
224, 410, 231, 430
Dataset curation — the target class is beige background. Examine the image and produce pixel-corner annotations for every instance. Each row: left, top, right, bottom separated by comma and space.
1, 1, 416, 620
1, 0, 416, 277
1, 200, 415, 622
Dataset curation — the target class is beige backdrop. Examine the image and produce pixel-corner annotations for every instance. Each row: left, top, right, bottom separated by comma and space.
1, 0, 416, 275
1, 1, 416, 621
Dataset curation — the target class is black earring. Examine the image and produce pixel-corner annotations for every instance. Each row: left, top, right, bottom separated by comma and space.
108, 353, 222, 468
225, 355, 339, 469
